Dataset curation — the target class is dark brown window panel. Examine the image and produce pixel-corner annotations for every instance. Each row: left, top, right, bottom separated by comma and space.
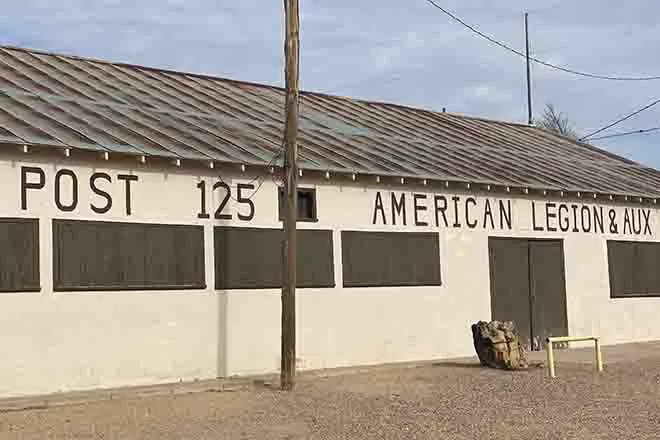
53, 219, 205, 291
214, 226, 334, 289
0, 218, 40, 292
608, 240, 660, 298
341, 230, 442, 287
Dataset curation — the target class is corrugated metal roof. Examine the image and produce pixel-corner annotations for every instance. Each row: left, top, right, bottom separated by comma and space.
1, 44, 660, 199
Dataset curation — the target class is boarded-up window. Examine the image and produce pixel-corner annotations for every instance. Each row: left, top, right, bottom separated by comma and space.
607, 240, 660, 298
341, 231, 441, 287
0, 218, 39, 292
53, 219, 205, 291
214, 227, 334, 289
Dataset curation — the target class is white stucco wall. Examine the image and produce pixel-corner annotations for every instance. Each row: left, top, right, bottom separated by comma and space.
0, 150, 658, 398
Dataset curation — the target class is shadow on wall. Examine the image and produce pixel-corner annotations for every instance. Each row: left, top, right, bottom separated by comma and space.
217, 289, 229, 378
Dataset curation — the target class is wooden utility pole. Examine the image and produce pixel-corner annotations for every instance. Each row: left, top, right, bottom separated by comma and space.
524, 12, 533, 125
281, 0, 300, 391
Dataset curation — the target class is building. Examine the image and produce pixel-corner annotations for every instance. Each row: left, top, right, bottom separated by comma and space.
0, 45, 659, 399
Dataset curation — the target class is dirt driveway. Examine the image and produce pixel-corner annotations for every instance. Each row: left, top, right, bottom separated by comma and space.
1, 342, 659, 439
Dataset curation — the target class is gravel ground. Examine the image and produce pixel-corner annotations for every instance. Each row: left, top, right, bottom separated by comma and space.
1, 356, 659, 439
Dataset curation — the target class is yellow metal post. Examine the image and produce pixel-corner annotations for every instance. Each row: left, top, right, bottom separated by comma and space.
546, 339, 556, 378
595, 337, 603, 373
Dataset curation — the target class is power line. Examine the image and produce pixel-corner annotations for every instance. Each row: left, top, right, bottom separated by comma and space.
216, 98, 301, 202
423, 0, 660, 81
580, 97, 660, 140
587, 126, 660, 141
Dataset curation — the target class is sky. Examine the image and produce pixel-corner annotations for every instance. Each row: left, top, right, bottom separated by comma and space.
2, 0, 660, 167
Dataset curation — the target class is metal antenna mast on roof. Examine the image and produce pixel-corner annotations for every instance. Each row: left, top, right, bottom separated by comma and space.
281, 0, 300, 391
525, 12, 533, 125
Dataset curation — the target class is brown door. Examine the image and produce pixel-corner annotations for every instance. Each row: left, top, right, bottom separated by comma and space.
528, 239, 569, 350
488, 237, 568, 351
488, 238, 532, 347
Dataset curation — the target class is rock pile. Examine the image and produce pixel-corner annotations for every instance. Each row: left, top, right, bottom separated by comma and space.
471, 320, 530, 370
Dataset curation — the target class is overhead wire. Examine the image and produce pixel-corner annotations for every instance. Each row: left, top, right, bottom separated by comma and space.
423, 0, 660, 81
215, 139, 285, 202
215, 95, 300, 202
579, 97, 660, 141
584, 126, 660, 141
